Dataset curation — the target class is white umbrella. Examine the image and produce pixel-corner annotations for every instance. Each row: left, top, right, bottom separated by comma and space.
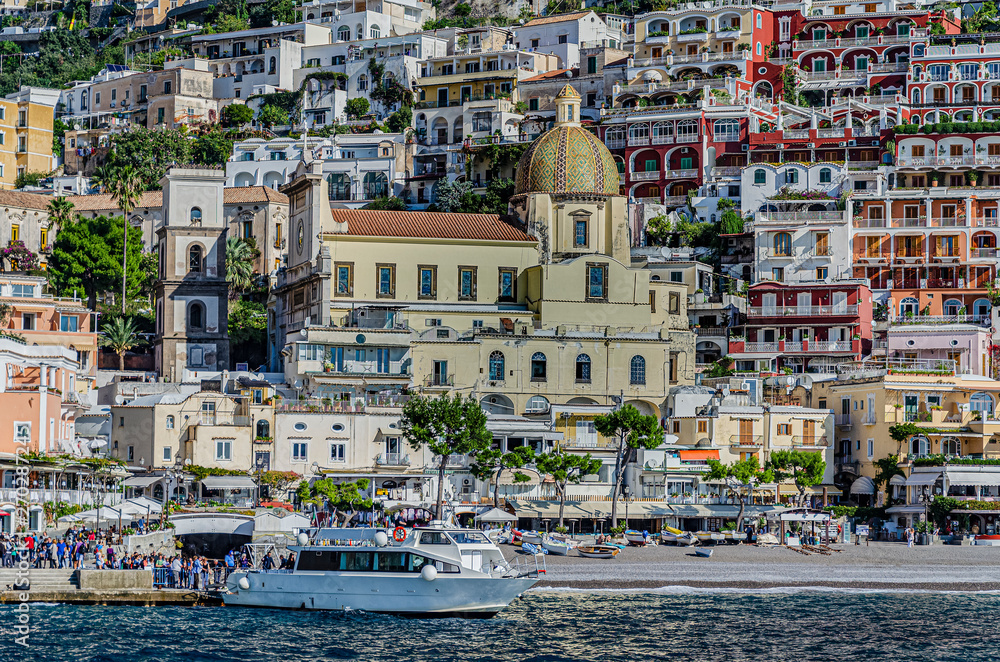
475, 507, 519, 523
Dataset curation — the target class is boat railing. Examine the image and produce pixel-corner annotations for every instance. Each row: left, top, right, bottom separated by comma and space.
253, 569, 295, 574
493, 552, 545, 579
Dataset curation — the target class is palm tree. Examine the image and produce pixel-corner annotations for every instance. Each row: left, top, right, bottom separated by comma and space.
96, 165, 143, 315
100, 316, 141, 372
225, 236, 256, 298
45, 196, 75, 235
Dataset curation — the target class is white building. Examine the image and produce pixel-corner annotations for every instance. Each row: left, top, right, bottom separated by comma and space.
226, 134, 409, 204
298, 0, 435, 37
513, 11, 618, 69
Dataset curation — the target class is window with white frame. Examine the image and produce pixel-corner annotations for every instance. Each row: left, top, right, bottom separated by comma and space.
867, 439, 874, 458
292, 442, 309, 461
163, 446, 172, 462
713, 119, 739, 142
330, 443, 346, 462
215, 439, 232, 461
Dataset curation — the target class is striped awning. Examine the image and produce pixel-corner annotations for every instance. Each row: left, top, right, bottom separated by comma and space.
850, 476, 875, 495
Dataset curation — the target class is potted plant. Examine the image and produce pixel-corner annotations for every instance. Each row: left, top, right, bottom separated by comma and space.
323, 361, 335, 372
969, 171, 979, 187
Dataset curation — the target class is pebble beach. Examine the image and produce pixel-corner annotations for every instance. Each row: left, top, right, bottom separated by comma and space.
526, 541, 1000, 592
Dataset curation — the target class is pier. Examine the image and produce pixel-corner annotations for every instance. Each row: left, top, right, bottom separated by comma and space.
0, 569, 222, 606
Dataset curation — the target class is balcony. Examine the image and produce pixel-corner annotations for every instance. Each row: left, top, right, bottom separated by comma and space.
605, 139, 626, 149
628, 136, 650, 146
423, 375, 455, 387
745, 342, 779, 352
890, 217, 927, 228
631, 170, 660, 181
792, 435, 829, 448
676, 31, 709, 43
836, 460, 861, 476
749, 305, 859, 317
712, 166, 742, 177
836, 414, 853, 427
730, 434, 763, 448
891, 314, 990, 325
847, 161, 880, 170
666, 168, 698, 179
694, 326, 728, 337
757, 211, 844, 223
972, 247, 998, 258
376, 452, 411, 466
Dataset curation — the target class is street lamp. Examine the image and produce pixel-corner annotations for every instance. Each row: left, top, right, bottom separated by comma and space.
622, 483, 630, 528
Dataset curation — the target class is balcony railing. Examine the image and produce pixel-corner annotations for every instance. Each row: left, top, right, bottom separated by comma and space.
605, 139, 626, 149
730, 434, 763, 447
424, 375, 455, 387
792, 435, 829, 448
836, 414, 853, 426
376, 452, 410, 466
836, 460, 861, 475
972, 247, 998, 258
745, 342, 779, 352
891, 314, 990, 325
632, 170, 660, 181
757, 211, 844, 222
749, 305, 859, 317
695, 326, 728, 337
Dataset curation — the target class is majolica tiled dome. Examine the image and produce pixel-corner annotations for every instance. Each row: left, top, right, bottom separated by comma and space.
514, 85, 621, 197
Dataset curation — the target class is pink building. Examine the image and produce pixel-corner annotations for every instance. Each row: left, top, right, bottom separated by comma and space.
887, 320, 992, 377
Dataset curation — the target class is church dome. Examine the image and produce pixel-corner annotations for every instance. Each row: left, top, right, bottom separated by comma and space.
514, 85, 621, 197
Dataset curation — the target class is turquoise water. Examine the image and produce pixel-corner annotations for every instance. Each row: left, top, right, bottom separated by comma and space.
2, 590, 999, 661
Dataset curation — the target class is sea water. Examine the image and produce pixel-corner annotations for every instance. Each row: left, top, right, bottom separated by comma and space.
2, 590, 999, 661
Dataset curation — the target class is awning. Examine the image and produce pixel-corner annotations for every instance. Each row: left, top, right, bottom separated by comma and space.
670, 504, 783, 518
511, 500, 591, 519
886, 505, 929, 514
850, 476, 875, 495
497, 468, 540, 486
200, 475, 256, 490
943, 470, 1000, 487
905, 472, 941, 487
889, 474, 907, 487
123, 476, 160, 489
679, 450, 720, 461
777, 485, 842, 496
475, 507, 518, 522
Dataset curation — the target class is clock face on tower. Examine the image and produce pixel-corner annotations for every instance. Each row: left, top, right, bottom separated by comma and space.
296, 221, 304, 255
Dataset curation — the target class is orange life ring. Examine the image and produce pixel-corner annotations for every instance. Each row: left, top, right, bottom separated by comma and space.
393, 527, 407, 542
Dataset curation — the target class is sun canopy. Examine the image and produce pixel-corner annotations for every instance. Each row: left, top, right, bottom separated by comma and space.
943, 470, 1000, 487
200, 475, 256, 490
889, 474, 907, 487
497, 468, 541, 486
474, 507, 518, 522
850, 476, 875, 495
123, 476, 160, 489
678, 450, 720, 461
905, 472, 941, 487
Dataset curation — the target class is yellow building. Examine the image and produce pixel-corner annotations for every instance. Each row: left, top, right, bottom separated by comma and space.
813, 364, 1000, 503
0, 93, 55, 189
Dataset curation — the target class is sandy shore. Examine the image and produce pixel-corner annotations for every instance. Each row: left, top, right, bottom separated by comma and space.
524, 541, 1000, 591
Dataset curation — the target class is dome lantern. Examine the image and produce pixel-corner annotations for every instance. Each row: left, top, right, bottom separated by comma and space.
555, 84, 582, 127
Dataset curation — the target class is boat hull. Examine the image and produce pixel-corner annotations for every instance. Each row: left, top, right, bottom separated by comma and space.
541, 540, 570, 556
222, 571, 537, 617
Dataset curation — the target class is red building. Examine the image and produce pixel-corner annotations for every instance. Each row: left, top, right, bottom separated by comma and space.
728, 280, 873, 374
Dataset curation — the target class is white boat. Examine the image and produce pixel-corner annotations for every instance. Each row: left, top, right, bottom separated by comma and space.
576, 544, 620, 559
710, 533, 726, 544
222, 527, 541, 618
695, 531, 714, 543
520, 532, 543, 545
695, 547, 714, 558
662, 530, 698, 546
541, 538, 570, 556
624, 530, 650, 546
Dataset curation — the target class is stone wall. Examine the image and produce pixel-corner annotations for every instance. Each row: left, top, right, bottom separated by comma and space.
77, 569, 153, 590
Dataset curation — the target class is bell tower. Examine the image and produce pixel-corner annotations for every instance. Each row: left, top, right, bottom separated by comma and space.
554, 84, 582, 127
153, 167, 231, 381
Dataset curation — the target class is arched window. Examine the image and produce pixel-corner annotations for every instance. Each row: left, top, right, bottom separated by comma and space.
942, 437, 960, 456
530, 352, 546, 381
973, 298, 992, 320
357, 74, 368, 92
338, 27, 350, 41
356, 24, 363, 40
899, 296, 919, 316
327, 173, 351, 201
189, 302, 204, 331
754, 169, 766, 184
713, 119, 739, 142
166, 415, 174, 429
630, 355, 646, 385
370, 26, 380, 39
910, 436, 930, 456
256, 419, 270, 439
488, 351, 505, 381
971, 392, 994, 418
628, 123, 649, 141
576, 354, 591, 382
943, 298, 963, 316
773, 232, 792, 256
784, 168, 799, 184
268, 56, 276, 75
525, 395, 549, 413
363, 172, 388, 199
189, 245, 203, 273
605, 127, 625, 146
819, 167, 832, 183
190, 207, 202, 224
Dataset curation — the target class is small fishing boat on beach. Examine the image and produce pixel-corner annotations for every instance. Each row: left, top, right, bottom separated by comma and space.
661, 526, 698, 546
710, 533, 726, 544
541, 538, 570, 556
520, 532, 543, 545
624, 530, 650, 546
576, 544, 620, 559
695, 547, 714, 558
695, 531, 713, 543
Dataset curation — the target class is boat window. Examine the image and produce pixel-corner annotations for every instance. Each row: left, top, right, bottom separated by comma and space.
340, 551, 374, 572
375, 552, 410, 572
450, 531, 489, 544
409, 555, 431, 572
419, 531, 452, 544
297, 550, 339, 571
433, 560, 461, 573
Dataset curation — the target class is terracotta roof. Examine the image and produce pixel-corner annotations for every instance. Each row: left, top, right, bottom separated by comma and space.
523, 11, 590, 26
0, 189, 54, 211
520, 68, 573, 82
223, 186, 289, 204
65, 191, 162, 211
328, 210, 534, 242
64, 186, 287, 212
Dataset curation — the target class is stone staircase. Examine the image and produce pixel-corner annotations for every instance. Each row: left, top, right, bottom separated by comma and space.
0, 569, 79, 592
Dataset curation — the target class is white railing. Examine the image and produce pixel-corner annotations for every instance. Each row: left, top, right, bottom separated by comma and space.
628, 136, 650, 146
376, 452, 410, 466
746, 342, 779, 352
605, 139, 626, 149
632, 171, 661, 181
749, 305, 859, 316
712, 166, 742, 177
666, 168, 698, 179
758, 211, 844, 222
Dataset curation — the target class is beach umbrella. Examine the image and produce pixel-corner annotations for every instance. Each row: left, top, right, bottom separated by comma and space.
475, 507, 518, 523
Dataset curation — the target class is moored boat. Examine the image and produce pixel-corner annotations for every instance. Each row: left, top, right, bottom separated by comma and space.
541, 538, 570, 556
576, 544, 620, 559
695, 531, 713, 543
222, 527, 541, 618
624, 530, 650, 546
521, 532, 543, 545
695, 547, 714, 558
661, 526, 698, 546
